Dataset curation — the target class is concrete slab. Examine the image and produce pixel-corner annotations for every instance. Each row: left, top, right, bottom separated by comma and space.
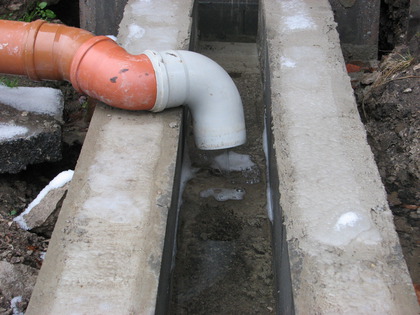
259, 0, 420, 313
26, 0, 194, 314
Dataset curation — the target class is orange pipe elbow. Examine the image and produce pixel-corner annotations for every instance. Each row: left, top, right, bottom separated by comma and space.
0, 19, 157, 110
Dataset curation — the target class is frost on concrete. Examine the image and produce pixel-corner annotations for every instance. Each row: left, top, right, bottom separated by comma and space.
0, 123, 28, 140
0, 84, 63, 121
280, 0, 316, 31
14, 170, 74, 230
126, 24, 145, 42
118, 0, 187, 53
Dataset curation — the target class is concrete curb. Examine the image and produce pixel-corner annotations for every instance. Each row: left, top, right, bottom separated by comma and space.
260, 0, 419, 313
26, 1, 193, 313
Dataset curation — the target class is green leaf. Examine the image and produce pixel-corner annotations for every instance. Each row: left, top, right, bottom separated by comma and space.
45, 9, 56, 19
10, 210, 17, 216
38, 2, 48, 9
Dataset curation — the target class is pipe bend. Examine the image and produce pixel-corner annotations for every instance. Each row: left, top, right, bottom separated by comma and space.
0, 20, 246, 149
145, 50, 246, 150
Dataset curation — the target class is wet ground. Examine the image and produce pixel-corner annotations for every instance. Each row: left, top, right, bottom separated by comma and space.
169, 42, 276, 314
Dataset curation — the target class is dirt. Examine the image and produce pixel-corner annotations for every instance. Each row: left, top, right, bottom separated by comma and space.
0, 1, 419, 314
351, 45, 420, 285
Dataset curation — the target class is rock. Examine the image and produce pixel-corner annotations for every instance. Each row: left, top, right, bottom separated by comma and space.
0, 84, 64, 173
361, 71, 380, 85
19, 182, 70, 237
0, 261, 38, 313
7, 3, 23, 11
0, 104, 62, 174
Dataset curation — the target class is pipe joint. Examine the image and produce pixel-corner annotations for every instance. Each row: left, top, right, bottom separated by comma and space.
0, 20, 246, 150
146, 50, 246, 150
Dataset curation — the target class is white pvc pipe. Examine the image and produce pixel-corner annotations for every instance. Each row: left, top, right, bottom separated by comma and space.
145, 50, 246, 150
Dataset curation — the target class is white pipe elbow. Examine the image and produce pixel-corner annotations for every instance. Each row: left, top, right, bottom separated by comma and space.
144, 50, 246, 150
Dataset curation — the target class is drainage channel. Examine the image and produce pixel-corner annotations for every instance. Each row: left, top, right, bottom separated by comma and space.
168, 41, 275, 314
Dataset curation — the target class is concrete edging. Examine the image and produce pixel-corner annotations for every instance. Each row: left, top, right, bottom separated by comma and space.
26, 1, 194, 314
260, 0, 419, 313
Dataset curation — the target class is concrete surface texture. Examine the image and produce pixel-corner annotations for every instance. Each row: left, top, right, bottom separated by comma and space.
260, 0, 419, 313
25, 0, 193, 314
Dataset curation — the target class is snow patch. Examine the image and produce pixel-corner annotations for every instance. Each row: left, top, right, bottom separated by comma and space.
334, 211, 360, 231
106, 35, 117, 41
211, 151, 255, 172
280, 0, 316, 31
0, 85, 63, 120
131, 0, 152, 11
280, 56, 296, 68
200, 188, 245, 202
0, 123, 28, 140
14, 170, 74, 230
263, 115, 273, 222
284, 15, 315, 30
10, 296, 24, 315
127, 24, 145, 41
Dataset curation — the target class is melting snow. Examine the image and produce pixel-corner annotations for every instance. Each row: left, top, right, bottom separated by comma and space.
280, 56, 296, 68
106, 35, 117, 41
200, 188, 245, 202
0, 84, 63, 120
127, 24, 145, 41
10, 296, 24, 315
280, 0, 316, 31
211, 151, 255, 172
14, 170, 74, 230
334, 211, 361, 231
0, 123, 28, 140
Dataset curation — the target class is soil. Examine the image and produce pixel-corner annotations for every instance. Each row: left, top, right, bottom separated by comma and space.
351, 45, 420, 285
0, 1, 419, 314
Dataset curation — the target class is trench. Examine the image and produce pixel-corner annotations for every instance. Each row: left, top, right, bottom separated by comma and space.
169, 41, 275, 314
154, 2, 292, 313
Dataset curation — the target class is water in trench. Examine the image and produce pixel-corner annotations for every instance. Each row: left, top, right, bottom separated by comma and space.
169, 41, 275, 314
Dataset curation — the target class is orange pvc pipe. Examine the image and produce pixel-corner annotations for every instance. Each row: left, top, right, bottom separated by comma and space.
0, 19, 157, 110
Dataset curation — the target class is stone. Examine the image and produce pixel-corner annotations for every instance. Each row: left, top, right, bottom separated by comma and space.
0, 104, 62, 174
20, 182, 70, 238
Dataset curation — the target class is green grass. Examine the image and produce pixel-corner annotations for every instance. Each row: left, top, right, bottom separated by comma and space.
0, 77, 19, 88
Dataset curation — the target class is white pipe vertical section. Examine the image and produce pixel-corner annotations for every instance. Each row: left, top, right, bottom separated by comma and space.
145, 50, 246, 150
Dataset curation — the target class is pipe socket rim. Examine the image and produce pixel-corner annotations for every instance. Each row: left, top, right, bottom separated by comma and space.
143, 50, 170, 112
